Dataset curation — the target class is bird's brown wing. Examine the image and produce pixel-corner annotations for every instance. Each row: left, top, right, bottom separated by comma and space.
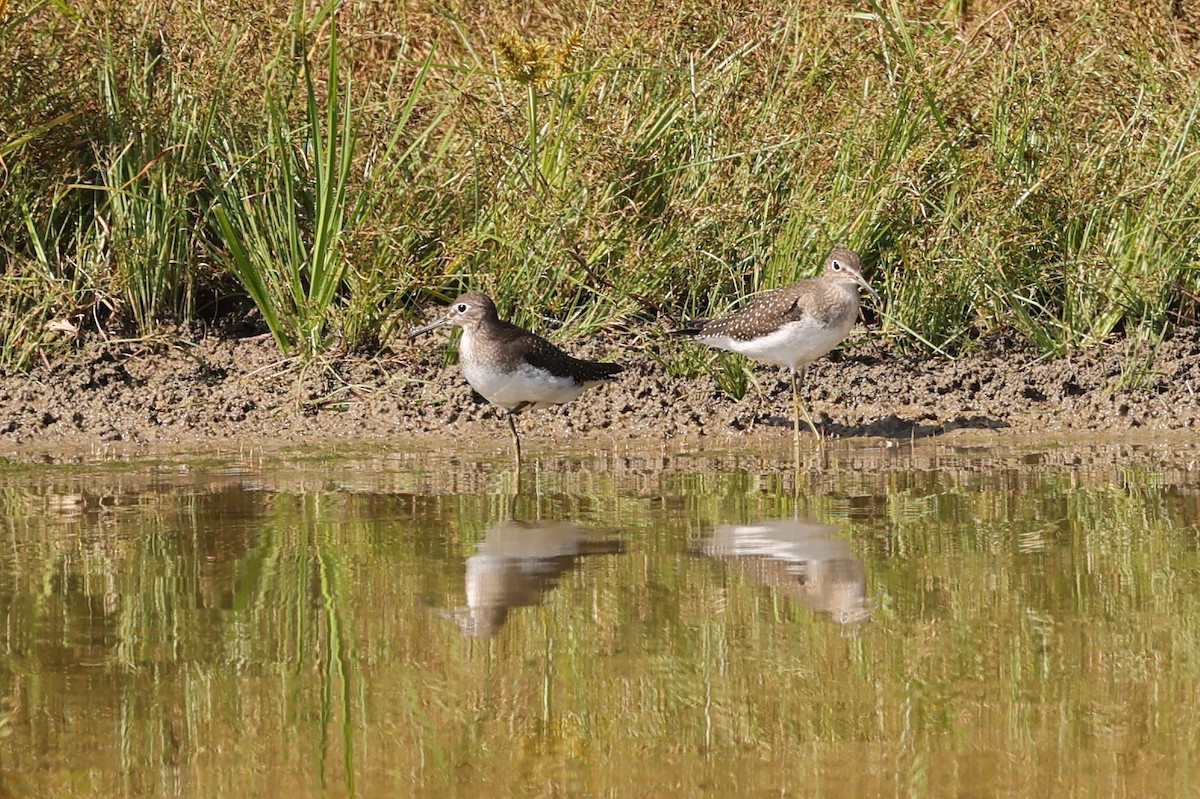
505, 326, 625, 382
690, 283, 814, 340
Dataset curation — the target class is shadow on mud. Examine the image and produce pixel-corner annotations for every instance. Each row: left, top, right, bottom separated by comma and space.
751, 411, 1009, 440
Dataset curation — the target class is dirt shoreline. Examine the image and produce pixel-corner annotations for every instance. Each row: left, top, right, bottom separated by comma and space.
1, 324, 1198, 460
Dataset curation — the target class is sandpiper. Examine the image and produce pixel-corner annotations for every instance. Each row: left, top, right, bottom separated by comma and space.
674, 247, 879, 444
409, 291, 624, 462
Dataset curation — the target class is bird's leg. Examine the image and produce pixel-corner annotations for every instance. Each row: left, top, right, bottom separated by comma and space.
792, 366, 822, 441
791, 369, 801, 456
506, 412, 522, 467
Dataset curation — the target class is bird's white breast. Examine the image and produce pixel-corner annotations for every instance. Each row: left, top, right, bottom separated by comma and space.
700, 314, 855, 370
460, 330, 583, 411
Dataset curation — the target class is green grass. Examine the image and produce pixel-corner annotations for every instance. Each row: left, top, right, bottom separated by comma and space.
210, 18, 359, 356
3, 0, 1200, 371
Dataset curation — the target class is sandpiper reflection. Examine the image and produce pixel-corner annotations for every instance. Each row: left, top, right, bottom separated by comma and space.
454, 520, 623, 638
698, 519, 871, 626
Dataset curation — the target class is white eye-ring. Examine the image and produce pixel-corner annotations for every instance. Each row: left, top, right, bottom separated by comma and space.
456, 303, 468, 313
831, 260, 842, 271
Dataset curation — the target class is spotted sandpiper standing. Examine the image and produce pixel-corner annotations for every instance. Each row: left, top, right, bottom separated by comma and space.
409, 292, 624, 463
674, 247, 879, 445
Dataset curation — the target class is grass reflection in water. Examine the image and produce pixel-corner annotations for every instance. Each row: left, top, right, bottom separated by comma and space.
0, 442, 1197, 797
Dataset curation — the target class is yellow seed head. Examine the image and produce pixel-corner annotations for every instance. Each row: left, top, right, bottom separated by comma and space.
552, 30, 581, 74
496, 31, 580, 86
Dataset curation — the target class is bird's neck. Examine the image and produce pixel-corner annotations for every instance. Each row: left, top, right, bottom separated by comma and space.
458, 324, 479, 361
815, 281, 860, 325
459, 318, 500, 361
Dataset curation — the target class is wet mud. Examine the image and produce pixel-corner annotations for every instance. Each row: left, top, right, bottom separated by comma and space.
1, 323, 1197, 456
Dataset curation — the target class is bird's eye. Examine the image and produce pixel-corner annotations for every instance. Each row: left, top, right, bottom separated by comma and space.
455, 303, 468, 313
831, 260, 842, 271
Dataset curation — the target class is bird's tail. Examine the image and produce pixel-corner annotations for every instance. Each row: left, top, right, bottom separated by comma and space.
667, 317, 709, 336
573, 358, 625, 381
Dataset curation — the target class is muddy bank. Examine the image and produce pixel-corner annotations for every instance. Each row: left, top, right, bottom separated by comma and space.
0, 324, 1198, 457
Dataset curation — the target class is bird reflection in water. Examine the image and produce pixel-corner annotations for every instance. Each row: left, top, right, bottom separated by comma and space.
452, 520, 623, 639
698, 519, 872, 627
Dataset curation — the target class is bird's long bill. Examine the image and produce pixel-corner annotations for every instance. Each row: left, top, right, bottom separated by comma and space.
408, 315, 452, 339
855, 274, 881, 304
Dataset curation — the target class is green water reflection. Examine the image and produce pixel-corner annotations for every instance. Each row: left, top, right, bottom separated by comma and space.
0, 442, 1199, 797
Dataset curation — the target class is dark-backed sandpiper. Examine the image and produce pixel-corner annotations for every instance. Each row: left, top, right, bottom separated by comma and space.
409, 291, 624, 462
674, 247, 879, 445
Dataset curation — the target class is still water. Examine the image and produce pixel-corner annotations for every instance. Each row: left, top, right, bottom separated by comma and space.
1, 439, 1199, 797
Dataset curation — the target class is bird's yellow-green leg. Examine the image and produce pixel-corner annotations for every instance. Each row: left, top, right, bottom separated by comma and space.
792, 367, 822, 442
506, 413, 523, 466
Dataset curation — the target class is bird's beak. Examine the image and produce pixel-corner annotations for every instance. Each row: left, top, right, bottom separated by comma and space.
855, 274, 881, 304
408, 315, 452, 339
